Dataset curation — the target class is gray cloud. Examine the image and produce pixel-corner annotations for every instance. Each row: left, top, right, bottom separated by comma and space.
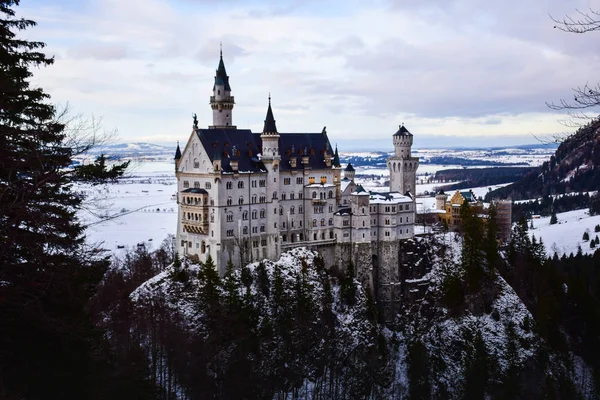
296, 27, 600, 120
67, 43, 133, 60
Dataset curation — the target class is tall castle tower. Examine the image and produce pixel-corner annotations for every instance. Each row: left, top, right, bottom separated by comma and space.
387, 124, 419, 194
210, 48, 235, 128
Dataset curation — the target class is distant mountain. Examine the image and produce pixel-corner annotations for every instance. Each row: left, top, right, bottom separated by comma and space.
88, 142, 174, 157
487, 119, 600, 201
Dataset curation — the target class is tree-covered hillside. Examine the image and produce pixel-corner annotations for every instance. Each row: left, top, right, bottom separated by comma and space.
487, 119, 600, 202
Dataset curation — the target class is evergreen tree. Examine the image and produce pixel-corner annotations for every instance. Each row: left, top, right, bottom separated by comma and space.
595, 224, 600, 233
591, 239, 596, 249
341, 261, 357, 306
406, 340, 431, 400
583, 231, 590, 241
0, 2, 127, 398
462, 329, 490, 400
550, 210, 558, 225
500, 322, 522, 399
459, 201, 485, 290
484, 202, 499, 272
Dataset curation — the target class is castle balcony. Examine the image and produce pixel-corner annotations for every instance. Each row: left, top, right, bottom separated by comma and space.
181, 188, 209, 207
210, 95, 235, 103
182, 218, 209, 235
311, 198, 327, 205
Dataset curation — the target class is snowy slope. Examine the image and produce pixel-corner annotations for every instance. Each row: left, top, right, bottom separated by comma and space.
527, 209, 600, 257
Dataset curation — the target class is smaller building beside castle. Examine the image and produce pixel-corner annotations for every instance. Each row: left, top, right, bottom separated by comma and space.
434, 189, 512, 242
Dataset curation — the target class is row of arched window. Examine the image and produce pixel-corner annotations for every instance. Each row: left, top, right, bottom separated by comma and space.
311, 218, 334, 227
390, 161, 416, 172
311, 190, 334, 199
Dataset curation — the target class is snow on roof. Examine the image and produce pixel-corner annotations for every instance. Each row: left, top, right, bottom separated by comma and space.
340, 178, 353, 192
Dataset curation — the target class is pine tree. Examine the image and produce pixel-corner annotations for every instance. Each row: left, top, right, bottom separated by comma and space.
583, 231, 590, 241
406, 340, 431, 400
484, 202, 499, 272
460, 201, 485, 290
463, 329, 490, 400
341, 261, 357, 306
0, 2, 127, 398
550, 211, 558, 225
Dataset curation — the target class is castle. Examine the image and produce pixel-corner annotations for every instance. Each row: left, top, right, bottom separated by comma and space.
175, 52, 419, 311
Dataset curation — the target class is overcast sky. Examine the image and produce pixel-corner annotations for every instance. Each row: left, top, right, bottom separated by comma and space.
18, 0, 600, 149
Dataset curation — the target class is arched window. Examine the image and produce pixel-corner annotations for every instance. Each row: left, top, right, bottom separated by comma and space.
226, 181, 232, 189
321, 218, 325, 226
238, 197, 244, 205
238, 181, 244, 189
328, 190, 333, 199
312, 219, 317, 227
312, 191, 317, 199
328, 218, 333, 226
227, 197, 232, 206
243, 226, 248, 234
260, 209, 266, 218
201, 241, 206, 254
273, 191, 278, 199
290, 206, 295, 215
243, 211, 248, 220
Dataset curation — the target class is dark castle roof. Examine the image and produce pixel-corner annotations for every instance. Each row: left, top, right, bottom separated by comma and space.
196, 128, 333, 173
345, 163, 355, 172
263, 98, 277, 133
213, 54, 231, 91
253, 131, 334, 171
181, 188, 208, 194
174, 142, 182, 160
196, 128, 265, 173
333, 146, 341, 167
393, 124, 412, 136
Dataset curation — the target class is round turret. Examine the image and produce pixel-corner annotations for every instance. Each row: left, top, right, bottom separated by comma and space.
435, 190, 447, 210
393, 125, 413, 158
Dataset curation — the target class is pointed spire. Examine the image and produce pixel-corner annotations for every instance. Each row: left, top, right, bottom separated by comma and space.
333, 145, 341, 167
174, 141, 182, 160
213, 45, 231, 91
262, 95, 278, 134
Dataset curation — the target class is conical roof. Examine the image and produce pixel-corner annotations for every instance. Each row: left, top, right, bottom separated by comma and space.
333, 146, 341, 167
393, 124, 412, 136
263, 96, 278, 134
213, 51, 231, 91
174, 142, 182, 160
345, 163, 355, 172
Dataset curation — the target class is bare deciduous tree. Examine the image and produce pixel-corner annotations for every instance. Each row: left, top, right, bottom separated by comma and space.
544, 9, 600, 137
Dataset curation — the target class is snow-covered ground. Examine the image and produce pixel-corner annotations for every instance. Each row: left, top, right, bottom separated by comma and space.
528, 209, 600, 257
79, 161, 177, 253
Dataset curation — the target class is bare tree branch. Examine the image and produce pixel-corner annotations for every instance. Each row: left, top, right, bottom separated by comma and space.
54, 102, 118, 158
551, 9, 600, 33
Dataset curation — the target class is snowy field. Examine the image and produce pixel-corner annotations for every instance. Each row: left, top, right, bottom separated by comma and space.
527, 209, 600, 257
79, 160, 177, 253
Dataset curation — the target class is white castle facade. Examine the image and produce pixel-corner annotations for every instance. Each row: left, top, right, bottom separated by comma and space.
175, 52, 419, 312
